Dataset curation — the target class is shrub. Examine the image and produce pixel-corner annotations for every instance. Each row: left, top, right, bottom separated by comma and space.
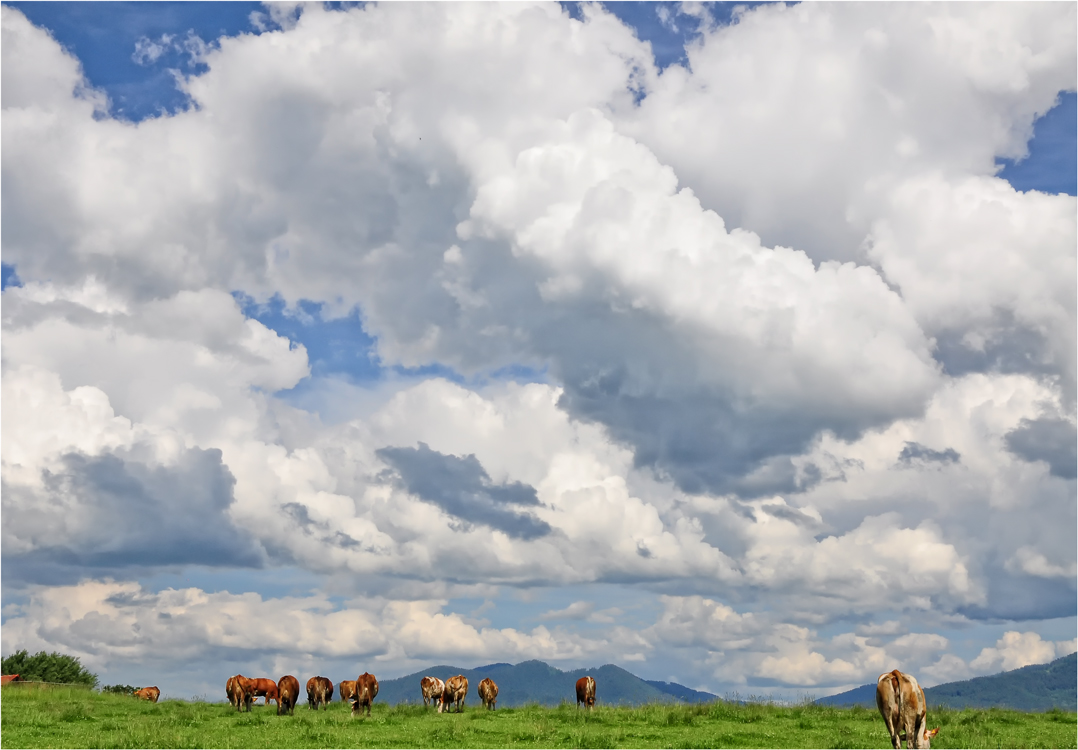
101, 684, 141, 695
1, 650, 99, 687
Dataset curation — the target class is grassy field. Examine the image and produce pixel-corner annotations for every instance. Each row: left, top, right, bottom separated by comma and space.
1, 685, 1075, 749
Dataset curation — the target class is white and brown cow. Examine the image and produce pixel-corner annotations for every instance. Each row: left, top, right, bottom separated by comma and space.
876, 669, 939, 749
439, 675, 468, 713
575, 676, 595, 709
478, 677, 498, 710
421, 676, 445, 709
351, 672, 379, 717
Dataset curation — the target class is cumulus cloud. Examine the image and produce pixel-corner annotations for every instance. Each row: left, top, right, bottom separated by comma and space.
969, 631, 1075, 674
0, 580, 635, 672
1, 365, 263, 585
1, 0, 1075, 698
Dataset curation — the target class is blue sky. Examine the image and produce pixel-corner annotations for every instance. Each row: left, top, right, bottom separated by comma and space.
2, 2, 1075, 701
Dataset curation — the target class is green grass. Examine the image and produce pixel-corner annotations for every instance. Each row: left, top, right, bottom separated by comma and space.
1, 686, 1074, 748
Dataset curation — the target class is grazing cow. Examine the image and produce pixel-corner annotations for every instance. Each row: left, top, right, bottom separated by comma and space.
420, 676, 445, 708
575, 676, 595, 709
133, 686, 160, 703
306, 676, 334, 710
277, 675, 300, 716
439, 675, 468, 714
478, 678, 498, 710
227, 675, 252, 712
351, 672, 379, 717
876, 670, 939, 749
246, 678, 279, 706
339, 679, 356, 704
1, 674, 21, 686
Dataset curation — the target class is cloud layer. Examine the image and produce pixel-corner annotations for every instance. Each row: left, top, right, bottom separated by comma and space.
2, 2, 1074, 698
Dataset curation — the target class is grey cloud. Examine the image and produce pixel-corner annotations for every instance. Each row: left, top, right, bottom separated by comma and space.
897, 442, 961, 467
1, 447, 263, 584
1005, 417, 1077, 479
281, 502, 364, 550
549, 323, 890, 498
376, 442, 551, 540
758, 503, 821, 528
959, 568, 1077, 622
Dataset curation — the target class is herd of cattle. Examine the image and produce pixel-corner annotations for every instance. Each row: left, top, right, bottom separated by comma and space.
121, 666, 935, 748
211, 672, 597, 718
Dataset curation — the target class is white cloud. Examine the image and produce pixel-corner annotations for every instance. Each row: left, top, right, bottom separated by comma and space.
132, 34, 175, 66
620, 2, 1076, 263
1, 0, 1074, 698
969, 631, 1073, 673
0, 579, 639, 672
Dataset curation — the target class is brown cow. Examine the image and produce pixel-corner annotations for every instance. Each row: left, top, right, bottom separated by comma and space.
133, 686, 160, 703
339, 679, 356, 703
575, 675, 595, 709
1, 674, 21, 686
478, 677, 498, 710
876, 670, 939, 749
439, 674, 468, 714
277, 675, 300, 716
246, 677, 279, 706
306, 676, 334, 710
351, 672, 379, 717
227, 674, 252, 712
420, 676, 444, 708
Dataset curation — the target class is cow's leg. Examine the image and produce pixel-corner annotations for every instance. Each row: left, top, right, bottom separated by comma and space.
912, 713, 926, 750
903, 714, 917, 749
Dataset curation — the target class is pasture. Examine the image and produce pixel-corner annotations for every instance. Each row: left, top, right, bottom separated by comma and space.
1, 685, 1075, 748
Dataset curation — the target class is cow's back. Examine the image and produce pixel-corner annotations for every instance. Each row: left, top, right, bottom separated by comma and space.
352, 672, 379, 717
877, 670, 936, 749
478, 678, 498, 709
575, 676, 595, 708
277, 675, 300, 716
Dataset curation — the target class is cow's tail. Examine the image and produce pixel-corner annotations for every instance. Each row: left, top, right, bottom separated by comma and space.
889, 670, 903, 733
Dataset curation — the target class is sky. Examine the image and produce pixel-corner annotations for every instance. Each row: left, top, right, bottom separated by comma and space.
1, 1, 1075, 703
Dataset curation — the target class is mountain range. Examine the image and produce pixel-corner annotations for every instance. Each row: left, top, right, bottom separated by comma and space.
815, 652, 1076, 712
342, 652, 1076, 711
372, 659, 717, 708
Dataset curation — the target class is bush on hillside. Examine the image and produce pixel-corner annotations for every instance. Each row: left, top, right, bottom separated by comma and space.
1, 650, 98, 687
100, 684, 141, 695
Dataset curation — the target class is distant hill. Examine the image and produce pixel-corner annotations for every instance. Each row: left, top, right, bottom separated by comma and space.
367, 660, 716, 708
816, 652, 1077, 712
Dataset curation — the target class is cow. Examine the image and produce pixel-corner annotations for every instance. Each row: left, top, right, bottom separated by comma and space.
133, 686, 160, 703
339, 679, 357, 704
576, 676, 595, 709
227, 674, 252, 712
1, 674, 21, 686
478, 677, 498, 710
876, 670, 939, 749
351, 672, 379, 717
420, 676, 445, 709
306, 676, 334, 710
246, 678, 279, 706
439, 674, 468, 714
277, 675, 300, 716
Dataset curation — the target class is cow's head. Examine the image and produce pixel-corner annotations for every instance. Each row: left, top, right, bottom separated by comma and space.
899, 727, 939, 748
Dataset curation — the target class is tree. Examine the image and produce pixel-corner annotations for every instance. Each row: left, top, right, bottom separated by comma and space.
1, 650, 99, 687
101, 684, 142, 695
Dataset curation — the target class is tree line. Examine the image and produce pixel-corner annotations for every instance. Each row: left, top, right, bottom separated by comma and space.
1, 650, 98, 687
